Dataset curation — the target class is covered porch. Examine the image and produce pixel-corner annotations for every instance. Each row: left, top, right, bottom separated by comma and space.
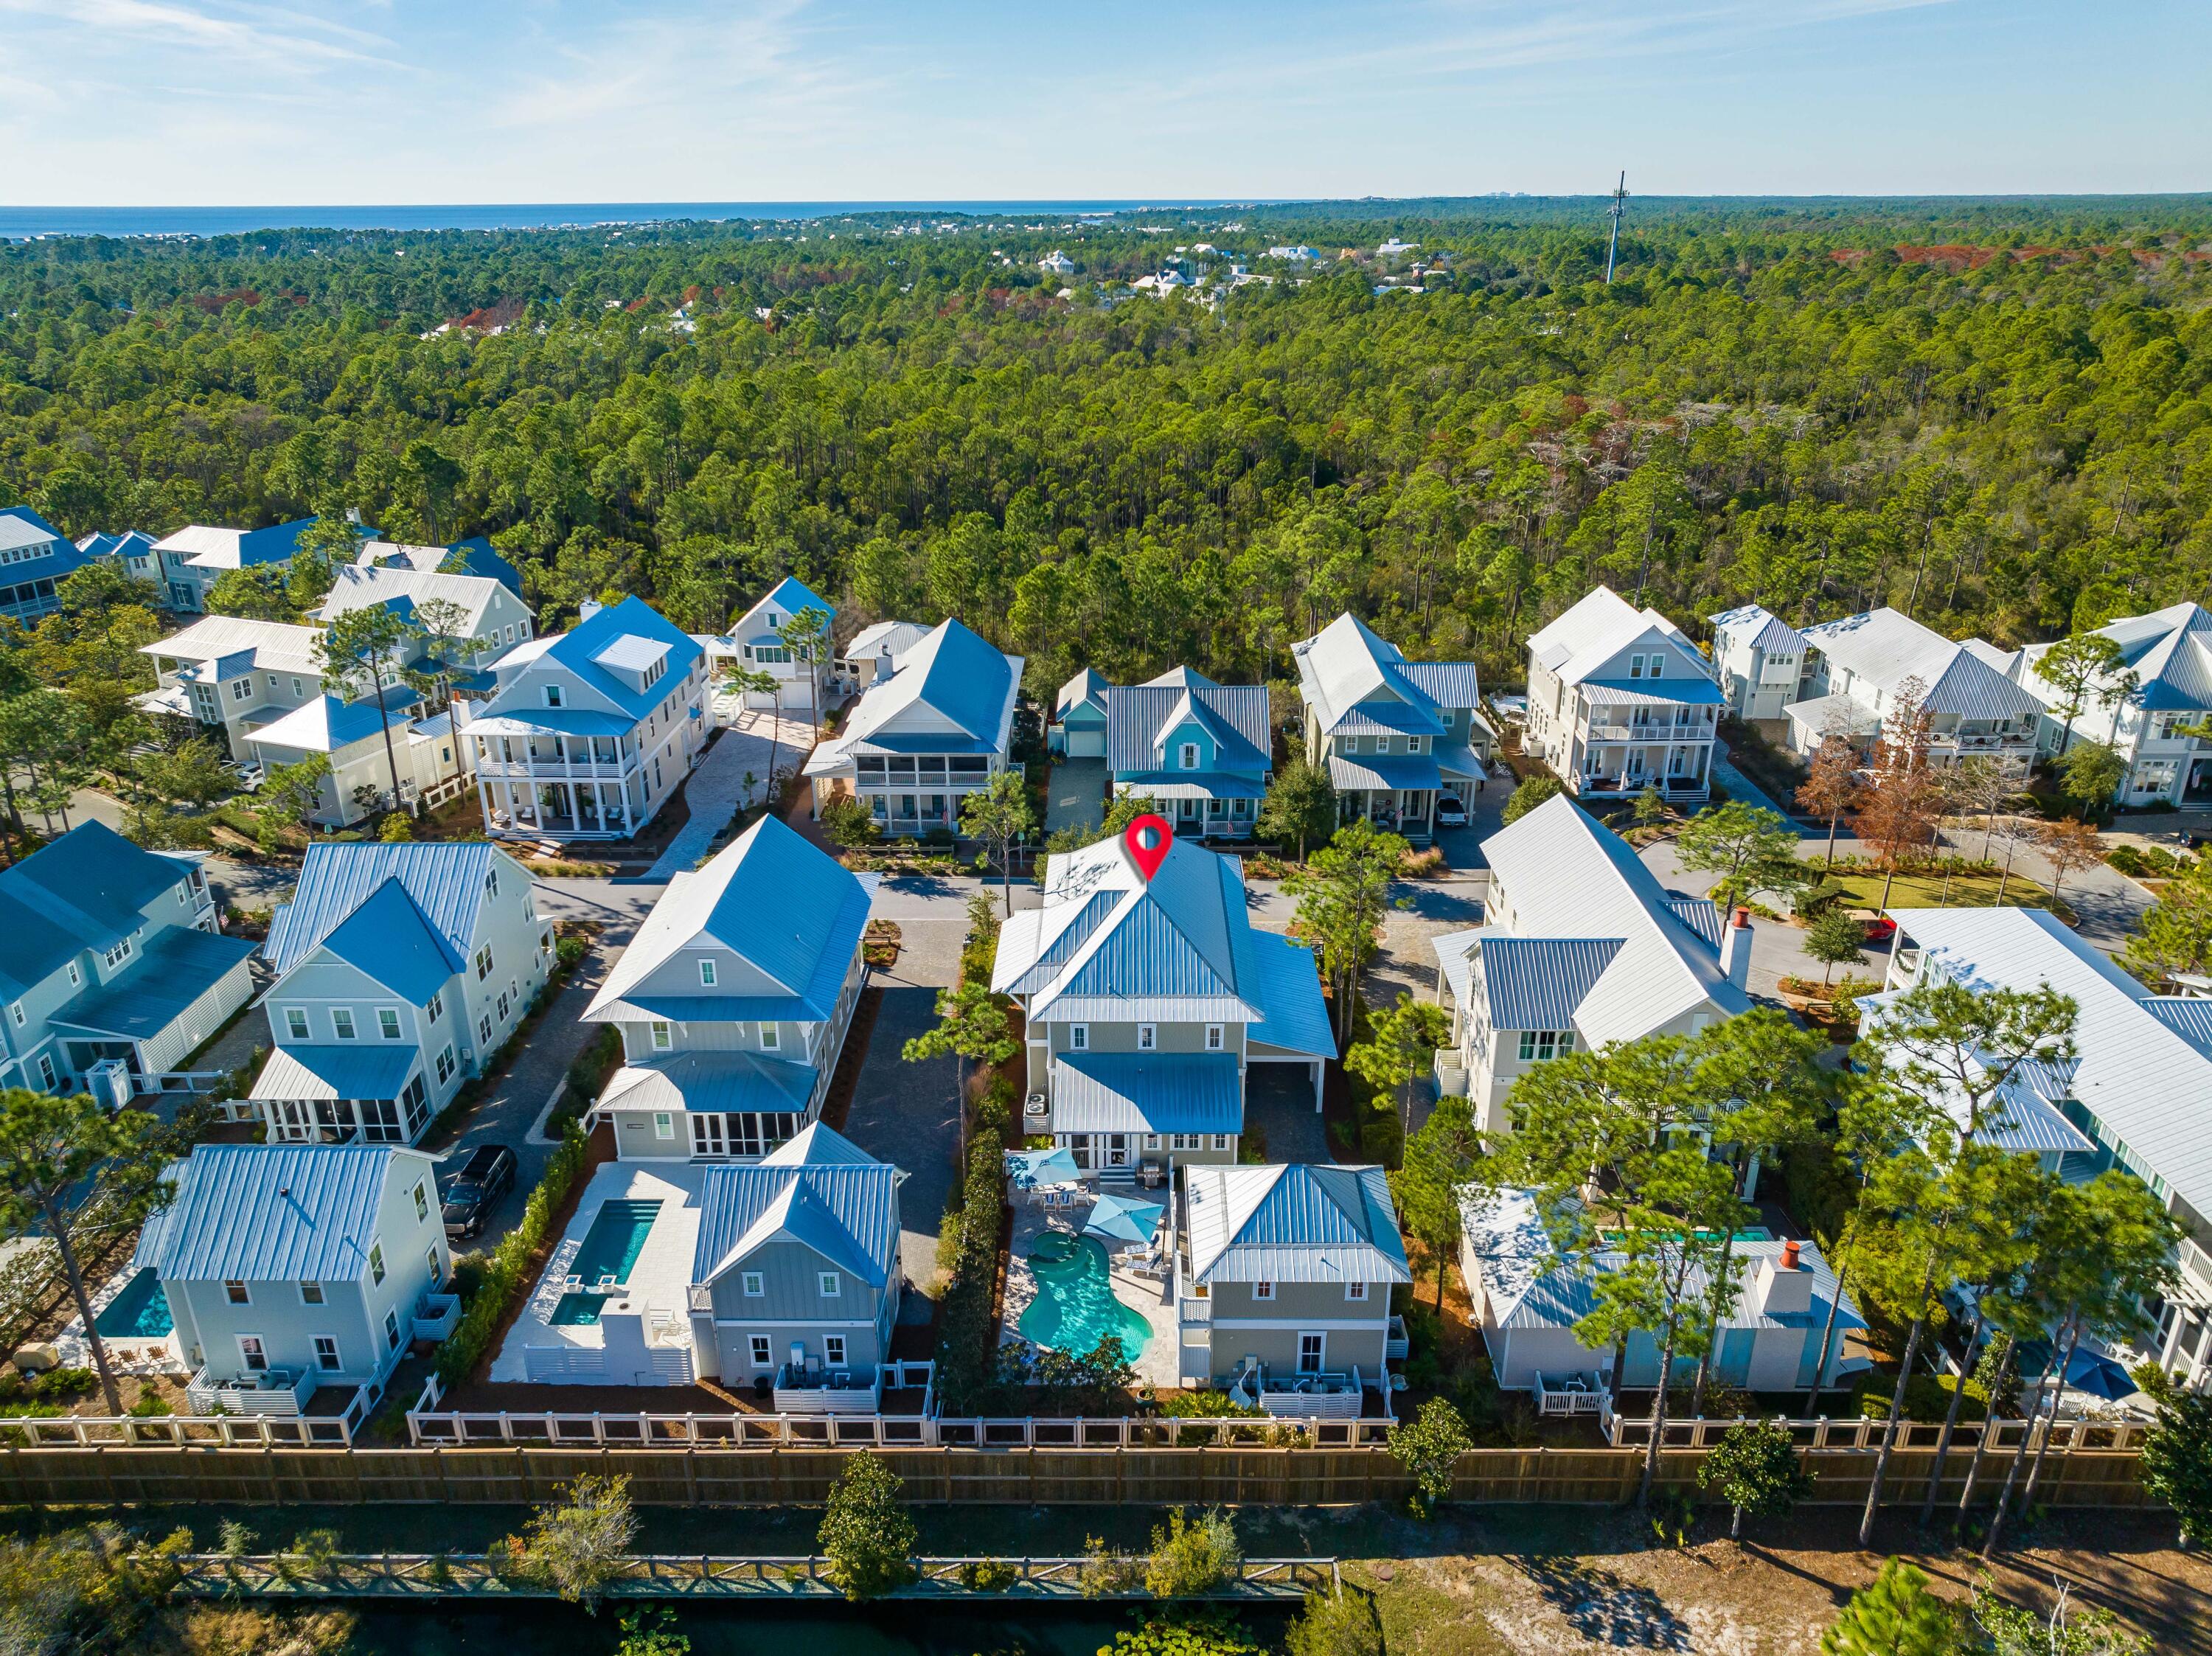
250, 1045, 433, 1145
1325, 752, 1446, 843
1113, 775, 1265, 840
1041, 1051, 1242, 1178
49, 925, 257, 1080
471, 709, 649, 840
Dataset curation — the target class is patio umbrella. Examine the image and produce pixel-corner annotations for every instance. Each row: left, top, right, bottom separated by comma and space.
1085, 1192, 1165, 1245
1005, 1147, 1080, 1190
2018, 1342, 2140, 1402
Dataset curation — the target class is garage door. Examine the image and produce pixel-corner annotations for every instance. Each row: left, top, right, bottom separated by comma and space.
1066, 728, 1105, 758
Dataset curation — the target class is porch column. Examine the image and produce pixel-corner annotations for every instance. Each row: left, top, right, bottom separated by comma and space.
1312, 1059, 1324, 1113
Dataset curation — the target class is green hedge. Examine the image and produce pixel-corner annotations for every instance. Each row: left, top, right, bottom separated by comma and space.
933, 1125, 1004, 1414
435, 1126, 593, 1389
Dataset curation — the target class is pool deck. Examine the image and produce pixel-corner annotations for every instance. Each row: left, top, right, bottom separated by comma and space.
59, 1262, 184, 1376
488, 1162, 706, 1382
1001, 1197, 1178, 1391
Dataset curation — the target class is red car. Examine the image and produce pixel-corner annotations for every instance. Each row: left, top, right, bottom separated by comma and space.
1862, 916, 1897, 947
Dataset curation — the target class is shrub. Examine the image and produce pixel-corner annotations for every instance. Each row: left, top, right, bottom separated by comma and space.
1144, 1507, 1240, 1598
1386, 1396, 1472, 1518
818, 1454, 918, 1601
1501, 774, 1563, 824
1287, 1589, 1384, 1656
957, 1557, 1019, 1592
1856, 1372, 1986, 1424
1105, 1611, 1265, 1656
1357, 1112, 1403, 1168
931, 1126, 1005, 1413
1820, 1559, 1960, 1655
1078, 1534, 1147, 1598
509, 1473, 636, 1612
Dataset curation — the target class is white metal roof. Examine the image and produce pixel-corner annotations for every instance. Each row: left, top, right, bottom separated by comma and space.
1527, 586, 1707, 688
141, 615, 324, 678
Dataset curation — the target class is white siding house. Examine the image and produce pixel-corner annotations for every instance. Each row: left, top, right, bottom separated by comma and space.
136, 616, 329, 755
700, 576, 835, 717
1708, 605, 1810, 722
1525, 587, 1719, 802
1786, 608, 2042, 776
2011, 602, 2212, 807
147, 518, 319, 613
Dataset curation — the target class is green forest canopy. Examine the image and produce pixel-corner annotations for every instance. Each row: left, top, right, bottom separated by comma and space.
4, 195, 2211, 702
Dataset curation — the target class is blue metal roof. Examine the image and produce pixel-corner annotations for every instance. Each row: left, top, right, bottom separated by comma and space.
145, 1144, 430, 1283
1048, 1051, 1242, 1135
314, 877, 467, 1002
2144, 995, 2212, 1059
692, 1161, 899, 1288
1475, 936, 1624, 1031
46, 927, 254, 1043
0, 823, 200, 997
1245, 930, 1336, 1058
248, 1043, 422, 1102
534, 596, 703, 723
1105, 682, 1271, 776
265, 843, 500, 979
748, 576, 832, 622
597, 1051, 818, 1117
1184, 1163, 1411, 1285
0, 506, 64, 543
243, 686, 420, 754
443, 536, 522, 593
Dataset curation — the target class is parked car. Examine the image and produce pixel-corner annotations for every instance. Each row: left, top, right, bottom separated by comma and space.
1863, 915, 1897, 947
1435, 795, 1468, 828
441, 1143, 517, 1239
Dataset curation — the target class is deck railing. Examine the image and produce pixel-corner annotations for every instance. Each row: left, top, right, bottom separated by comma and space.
1, 1413, 352, 1447
403, 1404, 1394, 1449
1607, 1412, 2149, 1453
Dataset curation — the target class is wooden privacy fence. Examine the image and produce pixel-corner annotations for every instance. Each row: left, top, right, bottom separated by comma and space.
0, 1441, 2157, 1512
166, 1551, 1340, 1601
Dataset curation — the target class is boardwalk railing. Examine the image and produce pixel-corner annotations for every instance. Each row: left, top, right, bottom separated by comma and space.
1607, 1413, 2149, 1453
167, 1551, 1340, 1601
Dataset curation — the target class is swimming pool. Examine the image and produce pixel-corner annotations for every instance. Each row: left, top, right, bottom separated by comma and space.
93, 1267, 173, 1339
1018, 1232, 1152, 1363
548, 1199, 662, 1327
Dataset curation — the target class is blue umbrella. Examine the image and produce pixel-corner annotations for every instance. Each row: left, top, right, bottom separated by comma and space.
1005, 1147, 1080, 1190
2019, 1341, 2139, 1401
1085, 1192, 1165, 1245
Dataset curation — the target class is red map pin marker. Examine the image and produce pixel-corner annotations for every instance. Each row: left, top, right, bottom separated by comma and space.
1123, 813, 1173, 881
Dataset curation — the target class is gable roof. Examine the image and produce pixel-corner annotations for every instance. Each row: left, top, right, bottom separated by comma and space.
1056, 667, 1110, 720
1529, 586, 1706, 686
1293, 613, 1475, 736
155, 518, 319, 571
1803, 608, 2042, 722
1184, 1162, 1411, 1285
307, 877, 467, 1002
2024, 601, 2212, 715
842, 619, 929, 667
1105, 680, 1270, 776
355, 536, 522, 594
1469, 936, 1627, 1032
1710, 604, 1807, 657
0, 506, 65, 552
481, 596, 700, 725
243, 686, 421, 756
735, 577, 832, 639
1455, 793, 1747, 1045
0, 822, 199, 998
692, 1157, 899, 1288
316, 563, 521, 636
265, 843, 501, 981
142, 1144, 431, 1283
141, 615, 325, 678
585, 813, 870, 1023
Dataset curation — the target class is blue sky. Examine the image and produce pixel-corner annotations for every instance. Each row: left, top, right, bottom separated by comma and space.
0, 0, 2205, 204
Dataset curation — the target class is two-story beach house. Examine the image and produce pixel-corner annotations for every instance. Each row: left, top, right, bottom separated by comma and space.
0, 507, 97, 625
242, 690, 475, 826
1525, 587, 1720, 803
136, 616, 330, 756
248, 842, 552, 1146
686, 1122, 903, 1395
1107, 669, 1273, 841
1051, 668, 1110, 757
0, 822, 250, 1097
1430, 793, 1754, 1133
1784, 608, 2042, 776
1458, 1186, 1866, 1400
1174, 1162, 1411, 1403
2011, 602, 2212, 807
313, 563, 535, 679
1866, 905, 2212, 1391
138, 1144, 453, 1424
1292, 613, 1489, 843
584, 815, 870, 1161
78, 528, 159, 593
1708, 605, 1811, 723
991, 830, 1335, 1180
802, 618, 1023, 835
700, 577, 835, 717
149, 518, 323, 614
466, 596, 709, 841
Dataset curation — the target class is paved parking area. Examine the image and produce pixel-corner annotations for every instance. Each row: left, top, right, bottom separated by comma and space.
1046, 758, 1107, 837
839, 984, 961, 1293
1242, 1063, 1329, 1163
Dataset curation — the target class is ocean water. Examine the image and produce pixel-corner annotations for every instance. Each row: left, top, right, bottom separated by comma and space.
0, 201, 1266, 240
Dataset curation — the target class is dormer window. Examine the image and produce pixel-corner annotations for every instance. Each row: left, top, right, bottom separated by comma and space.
543, 685, 563, 708
1179, 742, 1199, 770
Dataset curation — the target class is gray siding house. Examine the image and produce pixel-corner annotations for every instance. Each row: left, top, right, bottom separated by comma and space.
137, 1144, 453, 1424
1177, 1163, 1411, 1405
0, 822, 252, 1097
991, 832, 1335, 1182
686, 1124, 902, 1400
585, 814, 870, 1161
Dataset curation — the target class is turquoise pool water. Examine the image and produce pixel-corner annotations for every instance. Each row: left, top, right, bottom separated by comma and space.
547, 1198, 661, 1327
1017, 1233, 1152, 1363
94, 1267, 173, 1339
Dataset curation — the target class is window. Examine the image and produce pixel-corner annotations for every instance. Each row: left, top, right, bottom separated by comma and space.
759, 1023, 779, 1051
1204, 1024, 1224, 1051
1346, 1280, 1369, 1303
384, 1309, 401, 1349
1212, 1134, 1229, 1150
313, 1336, 340, 1372
380, 1008, 403, 1040
699, 959, 717, 987
818, 1271, 841, 1298
369, 1245, 386, 1286
36, 1054, 54, 1090
479, 1014, 492, 1044
742, 1270, 765, 1297
102, 937, 131, 970
543, 685, 563, 707
1517, 1029, 1576, 1063
426, 1245, 442, 1285
484, 866, 499, 897
1138, 1023, 1157, 1051
750, 1335, 772, 1367
497, 991, 510, 1021
230, 677, 253, 702
436, 1045, 456, 1084
1179, 742, 1199, 770
1649, 653, 1665, 678
1298, 1332, 1325, 1374
7, 1004, 18, 1028
650, 1020, 672, 1051
65, 963, 77, 987
285, 1008, 309, 1040
1069, 1023, 1088, 1051
331, 1008, 356, 1040
475, 945, 493, 980
824, 1335, 847, 1366
224, 1280, 249, 1305
1627, 653, 1646, 679
428, 991, 444, 1024
654, 1111, 674, 1141
1252, 1280, 1275, 1302
238, 1335, 268, 1372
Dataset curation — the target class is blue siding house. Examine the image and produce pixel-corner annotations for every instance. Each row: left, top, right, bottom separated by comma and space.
1106, 668, 1272, 840
0, 507, 99, 624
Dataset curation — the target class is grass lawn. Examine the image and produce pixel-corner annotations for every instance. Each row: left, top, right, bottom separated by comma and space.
1829, 869, 2069, 918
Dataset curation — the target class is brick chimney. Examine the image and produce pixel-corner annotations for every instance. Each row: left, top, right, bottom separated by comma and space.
1719, 905, 1754, 989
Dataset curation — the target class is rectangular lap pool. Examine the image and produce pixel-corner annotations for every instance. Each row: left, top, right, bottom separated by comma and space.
548, 1199, 661, 1327
94, 1267, 173, 1340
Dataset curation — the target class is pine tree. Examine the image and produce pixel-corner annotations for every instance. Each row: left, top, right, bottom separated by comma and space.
1820, 1560, 1961, 1655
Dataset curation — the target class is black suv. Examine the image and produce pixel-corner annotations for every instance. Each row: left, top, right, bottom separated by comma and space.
442, 1144, 517, 1239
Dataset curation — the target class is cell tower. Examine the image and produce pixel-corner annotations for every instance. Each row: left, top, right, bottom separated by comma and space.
1604, 172, 1628, 283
